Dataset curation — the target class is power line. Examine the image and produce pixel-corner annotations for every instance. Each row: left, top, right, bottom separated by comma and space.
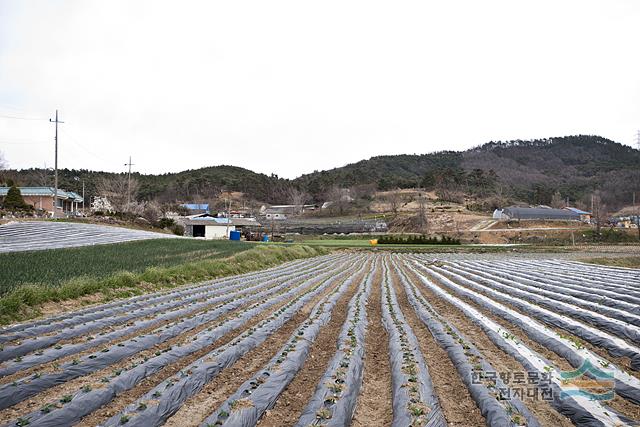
0, 114, 47, 121
59, 128, 111, 163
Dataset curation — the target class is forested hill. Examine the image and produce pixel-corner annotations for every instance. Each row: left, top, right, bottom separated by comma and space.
294, 135, 640, 208
3, 135, 639, 209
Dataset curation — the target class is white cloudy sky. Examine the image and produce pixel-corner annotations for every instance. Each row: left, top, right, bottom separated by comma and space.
0, 1, 638, 178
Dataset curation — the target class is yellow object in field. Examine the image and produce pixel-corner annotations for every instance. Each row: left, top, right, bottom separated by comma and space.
369, 239, 378, 246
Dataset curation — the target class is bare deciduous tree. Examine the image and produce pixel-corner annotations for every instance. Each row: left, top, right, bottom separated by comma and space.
387, 189, 404, 215
417, 191, 428, 233
96, 175, 139, 212
550, 191, 564, 209
287, 187, 309, 215
591, 191, 608, 235
36, 166, 51, 187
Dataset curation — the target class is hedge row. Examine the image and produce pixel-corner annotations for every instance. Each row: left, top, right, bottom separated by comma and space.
377, 235, 460, 245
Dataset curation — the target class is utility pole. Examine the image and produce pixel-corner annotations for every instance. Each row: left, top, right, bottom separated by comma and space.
636, 130, 640, 150
634, 192, 639, 241
124, 156, 134, 210
49, 110, 64, 218
226, 197, 231, 239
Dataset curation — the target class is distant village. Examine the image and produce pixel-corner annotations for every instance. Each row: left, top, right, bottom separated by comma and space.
1, 184, 639, 242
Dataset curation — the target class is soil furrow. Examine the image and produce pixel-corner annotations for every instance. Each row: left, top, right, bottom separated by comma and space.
256, 269, 370, 427
391, 266, 486, 427
0, 276, 317, 424
418, 267, 640, 422
161, 268, 365, 427
351, 267, 392, 427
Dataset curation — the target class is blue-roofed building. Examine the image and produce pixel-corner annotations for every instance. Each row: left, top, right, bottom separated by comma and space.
564, 207, 592, 222
0, 187, 84, 216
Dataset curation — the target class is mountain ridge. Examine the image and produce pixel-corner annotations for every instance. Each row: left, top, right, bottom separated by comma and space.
3, 135, 639, 209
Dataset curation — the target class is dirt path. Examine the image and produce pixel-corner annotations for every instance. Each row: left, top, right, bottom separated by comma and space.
165, 268, 367, 427
391, 268, 486, 427
351, 268, 392, 427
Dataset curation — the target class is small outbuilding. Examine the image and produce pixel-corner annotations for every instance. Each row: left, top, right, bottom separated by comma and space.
182, 214, 261, 239
564, 207, 591, 223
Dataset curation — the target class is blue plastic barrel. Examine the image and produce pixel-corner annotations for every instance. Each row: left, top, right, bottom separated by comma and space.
262, 234, 269, 242
229, 230, 241, 241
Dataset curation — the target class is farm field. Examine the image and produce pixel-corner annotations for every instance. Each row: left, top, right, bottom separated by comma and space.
0, 253, 638, 426
0, 238, 252, 294
0, 221, 179, 253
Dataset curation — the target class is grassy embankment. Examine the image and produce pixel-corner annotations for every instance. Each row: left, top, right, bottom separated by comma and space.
0, 239, 327, 325
582, 256, 640, 269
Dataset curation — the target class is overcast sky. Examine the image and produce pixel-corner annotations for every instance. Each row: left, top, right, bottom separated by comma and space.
0, 1, 638, 178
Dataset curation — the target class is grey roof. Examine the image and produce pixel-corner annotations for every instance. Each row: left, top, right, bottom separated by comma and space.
503, 206, 580, 220
184, 217, 260, 227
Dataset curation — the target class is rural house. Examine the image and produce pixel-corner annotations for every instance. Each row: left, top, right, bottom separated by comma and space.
0, 186, 84, 216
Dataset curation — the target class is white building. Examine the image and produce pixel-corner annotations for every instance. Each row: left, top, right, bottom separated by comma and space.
184, 216, 235, 239
182, 214, 261, 239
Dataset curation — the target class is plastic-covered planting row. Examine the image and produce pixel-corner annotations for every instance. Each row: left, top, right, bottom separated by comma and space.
0, 258, 336, 376
0, 256, 324, 338
294, 259, 377, 427
426, 263, 640, 374
4, 257, 365, 427
0, 267, 334, 400
394, 258, 539, 427
545, 260, 640, 285
98, 259, 366, 427
409, 255, 640, 301
407, 262, 636, 426
381, 259, 445, 427
564, 259, 640, 275
446, 262, 640, 330
0, 255, 331, 345
475, 259, 640, 304
198, 259, 374, 427
488, 259, 640, 296
0, 260, 352, 410
0, 221, 179, 253
453, 261, 640, 317
421, 264, 640, 404
461, 259, 640, 311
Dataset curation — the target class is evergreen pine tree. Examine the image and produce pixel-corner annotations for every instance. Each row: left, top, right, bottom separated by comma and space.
3, 185, 30, 211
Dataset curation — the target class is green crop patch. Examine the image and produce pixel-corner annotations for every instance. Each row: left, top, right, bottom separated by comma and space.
0, 239, 251, 295
0, 240, 327, 325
